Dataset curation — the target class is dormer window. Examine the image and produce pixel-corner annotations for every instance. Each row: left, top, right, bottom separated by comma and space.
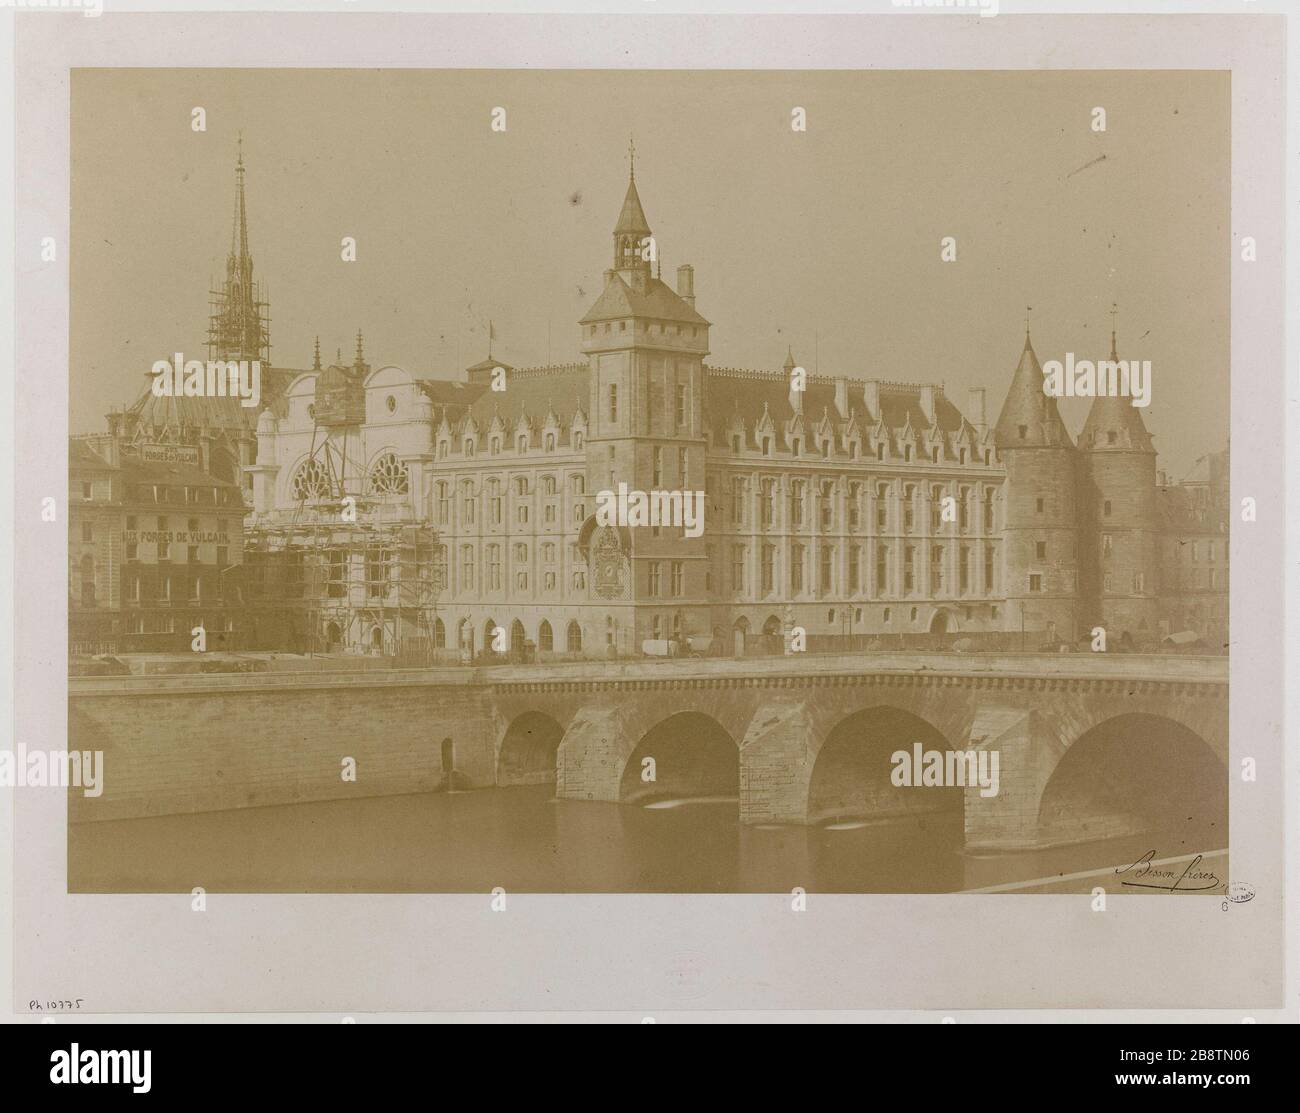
545, 433, 556, 452
574, 431, 584, 449
490, 436, 501, 456
1018, 424, 1028, 439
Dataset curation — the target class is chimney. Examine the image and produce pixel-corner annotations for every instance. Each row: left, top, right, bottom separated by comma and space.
967, 387, 987, 437
834, 378, 849, 420
677, 264, 695, 307
919, 385, 936, 426
863, 380, 880, 419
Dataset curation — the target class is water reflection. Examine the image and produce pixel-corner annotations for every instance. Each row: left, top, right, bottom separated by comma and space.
67, 784, 1222, 895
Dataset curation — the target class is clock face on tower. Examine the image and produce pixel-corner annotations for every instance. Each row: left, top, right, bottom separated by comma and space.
591, 525, 626, 599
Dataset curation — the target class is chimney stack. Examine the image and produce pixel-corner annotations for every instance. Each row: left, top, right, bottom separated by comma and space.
677, 264, 695, 307
967, 387, 987, 437
919, 385, 936, 426
863, 380, 881, 418
834, 378, 849, 420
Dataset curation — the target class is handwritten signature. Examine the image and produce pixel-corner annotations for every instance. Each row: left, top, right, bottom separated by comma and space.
1115, 850, 1222, 892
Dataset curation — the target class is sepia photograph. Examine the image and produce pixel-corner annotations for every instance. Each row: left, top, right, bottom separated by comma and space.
4, 5, 1291, 1037
65, 67, 1230, 896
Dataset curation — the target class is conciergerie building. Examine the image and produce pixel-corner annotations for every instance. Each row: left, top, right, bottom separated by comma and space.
88, 149, 1229, 659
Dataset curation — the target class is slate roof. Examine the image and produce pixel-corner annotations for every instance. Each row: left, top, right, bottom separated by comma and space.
580, 273, 710, 327
992, 334, 1073, 449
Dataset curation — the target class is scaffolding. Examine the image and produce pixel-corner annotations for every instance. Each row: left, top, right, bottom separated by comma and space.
244, 375, 444, 661
243, 516, 444, 661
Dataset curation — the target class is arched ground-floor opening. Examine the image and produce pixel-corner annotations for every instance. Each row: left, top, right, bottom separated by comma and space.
499, 711, 566, 787
808, 706, 964, 827
619, 712, 739, 805
1037, 713, 1227, 850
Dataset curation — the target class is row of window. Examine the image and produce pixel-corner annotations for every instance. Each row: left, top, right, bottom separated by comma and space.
122, 613, 236, 636
735, 543, 999, 599
292, 453, 409, 502
733, 480, 1000, 533
437, 430, 585, 460
728, 434, 994, 466
435, 616, 587, 653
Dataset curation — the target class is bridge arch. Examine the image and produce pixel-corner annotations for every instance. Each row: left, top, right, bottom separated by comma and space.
1037, 712, 1227, 850
808, 705, 962, 826
619, 711, 739, 805
498, 711, 566, 786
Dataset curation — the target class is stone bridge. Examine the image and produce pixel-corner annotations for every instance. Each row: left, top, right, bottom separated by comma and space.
69, 652, 1227, 852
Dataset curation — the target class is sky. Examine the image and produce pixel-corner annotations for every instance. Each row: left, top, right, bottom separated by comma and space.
71, 68, 1228, 479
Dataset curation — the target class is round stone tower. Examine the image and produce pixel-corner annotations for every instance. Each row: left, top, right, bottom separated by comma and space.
1076, 322, 1160, 644
992, 326, 1081, 646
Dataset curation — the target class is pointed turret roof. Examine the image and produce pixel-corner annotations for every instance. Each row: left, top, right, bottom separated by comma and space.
1079, 323, 1154, 452
993, 328, 1073, 449
614, 176, 651, 237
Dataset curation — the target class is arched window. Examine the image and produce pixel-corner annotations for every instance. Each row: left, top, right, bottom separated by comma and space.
369, 452, 409, 495
538, 620, 553, 652
433, 617, 445, 649
291, 458, 330, 501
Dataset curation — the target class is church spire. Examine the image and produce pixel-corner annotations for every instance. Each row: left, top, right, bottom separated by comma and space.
312, 336, 322, 372
208, 137, 271, 364
353, 328, 367, 373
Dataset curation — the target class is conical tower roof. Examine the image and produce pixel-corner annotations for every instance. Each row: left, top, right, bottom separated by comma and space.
993, 328, 1073, 449
1079, 326, 1154, 452
614, 176, 651, 237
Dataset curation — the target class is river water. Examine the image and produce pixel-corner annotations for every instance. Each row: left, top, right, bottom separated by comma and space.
68, 784, 1226, 895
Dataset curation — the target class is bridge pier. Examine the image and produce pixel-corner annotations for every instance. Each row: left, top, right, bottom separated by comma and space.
962, 705, 1067, 851
554, 703, 638, 803
738, 701, 816, 825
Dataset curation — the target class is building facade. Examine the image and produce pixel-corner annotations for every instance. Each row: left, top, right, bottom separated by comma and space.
77, 147, 1229, 660
69, 435, 247, 655
244, 161, 1228, 658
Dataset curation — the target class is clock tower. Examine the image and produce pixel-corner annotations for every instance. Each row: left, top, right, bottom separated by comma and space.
578, 150, 712, 650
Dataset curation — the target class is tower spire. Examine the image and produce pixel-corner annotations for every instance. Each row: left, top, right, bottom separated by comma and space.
628, 135, 636, 182
354, 328, 366, 372
208, 136, 270, 364
1109, 301, 1118, 361
312, 336, 321, 372
613, 143, 652, 281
